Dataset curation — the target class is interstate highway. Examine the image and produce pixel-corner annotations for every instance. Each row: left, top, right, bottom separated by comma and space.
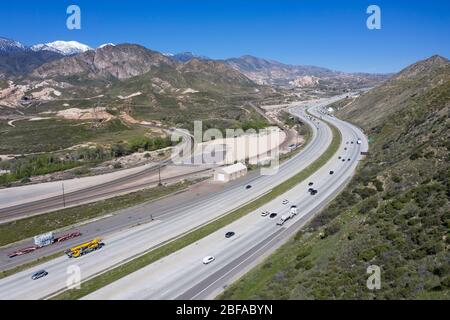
0, 97, 343, 300
83, 104, 368, 300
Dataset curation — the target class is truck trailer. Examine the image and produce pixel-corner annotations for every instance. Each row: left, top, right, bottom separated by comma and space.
64, 238, 105, 258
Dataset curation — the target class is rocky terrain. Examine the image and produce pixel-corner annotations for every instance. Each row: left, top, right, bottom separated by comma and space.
30, 44, 175, 81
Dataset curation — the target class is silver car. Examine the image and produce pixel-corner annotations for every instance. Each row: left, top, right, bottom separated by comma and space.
31, 270, 48, 280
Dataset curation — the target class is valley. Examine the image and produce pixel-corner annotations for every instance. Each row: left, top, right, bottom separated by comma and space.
0, 38, 377, 189
0, 19, 447, 303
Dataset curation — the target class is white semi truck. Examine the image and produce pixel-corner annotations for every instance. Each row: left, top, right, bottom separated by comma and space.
277, 206, 298, 226
290, 205, 298, 215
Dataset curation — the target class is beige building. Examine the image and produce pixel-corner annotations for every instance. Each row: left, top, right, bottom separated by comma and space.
214, 162, 247, 182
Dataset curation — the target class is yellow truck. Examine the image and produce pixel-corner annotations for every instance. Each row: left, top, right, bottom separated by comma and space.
64, 238, 105, 258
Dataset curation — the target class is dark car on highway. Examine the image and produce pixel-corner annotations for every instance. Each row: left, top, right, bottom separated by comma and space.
329, 171, 334, 175
245, 185, 252, 189
31, 270, 48, 280
269, 213, 277, 218
225, 232, 235, 238
308, 182, 314, 186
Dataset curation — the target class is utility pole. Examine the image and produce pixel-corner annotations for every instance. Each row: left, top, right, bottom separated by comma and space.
62, 182, 66, 208
158, 162, 162, 186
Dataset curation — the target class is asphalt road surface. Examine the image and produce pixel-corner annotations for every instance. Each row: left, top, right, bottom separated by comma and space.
0, 96, 354, 300
83, 103, 368, 300
0, 96, 329, 271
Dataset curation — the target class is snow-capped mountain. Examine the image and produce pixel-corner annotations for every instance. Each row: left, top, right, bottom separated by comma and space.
30, 43, 61, 54
0, 37, 64, 79
98, 43, 115, 49
31, 41, 92, 56
1, 37, 91, 55
0, 37, 27, 52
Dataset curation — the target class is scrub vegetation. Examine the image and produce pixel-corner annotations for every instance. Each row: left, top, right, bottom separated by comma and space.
0, 121, 173, 186
220, 56, 450, 300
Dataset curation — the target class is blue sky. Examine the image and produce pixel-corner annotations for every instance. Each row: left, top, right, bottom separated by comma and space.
1, 0, 449, 73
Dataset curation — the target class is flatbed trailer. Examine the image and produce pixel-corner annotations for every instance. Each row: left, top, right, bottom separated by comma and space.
64, 238, 105, 258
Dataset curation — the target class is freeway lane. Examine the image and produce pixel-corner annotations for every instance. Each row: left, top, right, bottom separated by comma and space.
0, 167, 212, 271
0, 122, 283, 222
0, 97, 342, 300
0, 165, 213, 223
183, 106, 368, 300
83, 103, 368, 300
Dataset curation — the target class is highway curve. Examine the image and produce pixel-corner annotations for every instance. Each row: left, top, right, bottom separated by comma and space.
83, 103, 368, 300
0, 96, 348, 300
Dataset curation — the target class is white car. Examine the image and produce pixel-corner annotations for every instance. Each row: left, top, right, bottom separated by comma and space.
277, 215, 291, 226
203, 256, 215, 265
261, 211, 270, 217
282, 199, 289, 205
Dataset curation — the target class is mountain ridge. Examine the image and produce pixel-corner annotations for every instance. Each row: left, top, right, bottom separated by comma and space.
0, 36, 390, 88
337, 54, 450, 128
223, 54, 389, 88
0, 37, 64, 79
30, 43, 176, 81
